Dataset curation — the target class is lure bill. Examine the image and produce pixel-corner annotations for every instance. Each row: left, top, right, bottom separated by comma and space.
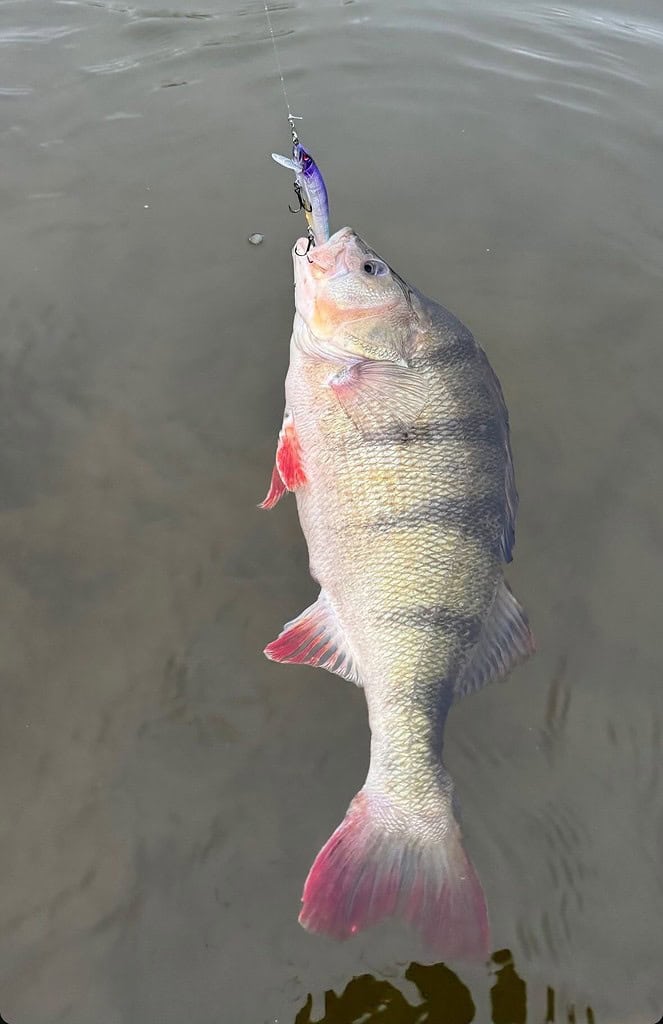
272, 141, 330, 247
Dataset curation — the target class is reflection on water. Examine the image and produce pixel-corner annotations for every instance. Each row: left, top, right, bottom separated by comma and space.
294, 951, 598, 1024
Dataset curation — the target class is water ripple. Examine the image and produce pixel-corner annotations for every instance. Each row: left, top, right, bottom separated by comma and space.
81, 45, 186, 72
370, 1, 662, 107
84, 0, 216, 16
547, 3, 663, 46
0, 24, 83, 43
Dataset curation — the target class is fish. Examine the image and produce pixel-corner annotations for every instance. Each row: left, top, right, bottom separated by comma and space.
261, 225, 535, 959
272, 142, 330, 246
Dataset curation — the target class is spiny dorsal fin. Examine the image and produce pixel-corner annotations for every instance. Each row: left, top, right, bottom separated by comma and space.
264, 590, 361, 685
454, 579, 535, 701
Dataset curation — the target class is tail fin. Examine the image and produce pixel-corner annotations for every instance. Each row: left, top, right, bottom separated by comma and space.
299, 791, 489, 961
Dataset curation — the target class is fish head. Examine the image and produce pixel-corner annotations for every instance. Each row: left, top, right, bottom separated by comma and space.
293, 227, 419, 362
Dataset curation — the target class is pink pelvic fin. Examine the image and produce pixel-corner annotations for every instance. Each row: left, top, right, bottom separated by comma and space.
276, 415, 307, 491
259, 411, 307, 509
264, 591, 360, 684
259, 465, 287, 510
299, 791, 490, 961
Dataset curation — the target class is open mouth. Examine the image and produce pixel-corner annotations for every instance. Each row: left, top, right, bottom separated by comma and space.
293, 227, 354, 282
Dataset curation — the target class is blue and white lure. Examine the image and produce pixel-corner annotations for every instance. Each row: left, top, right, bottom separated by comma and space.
272, 138, 330, 251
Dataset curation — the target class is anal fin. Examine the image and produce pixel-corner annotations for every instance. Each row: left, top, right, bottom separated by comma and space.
264, 590, 360, 685
454, 579, 535, 701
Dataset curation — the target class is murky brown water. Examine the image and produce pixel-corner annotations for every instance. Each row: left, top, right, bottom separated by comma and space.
1, 0, 662, 1021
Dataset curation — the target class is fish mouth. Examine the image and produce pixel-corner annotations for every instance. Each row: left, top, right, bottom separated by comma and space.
293, 226, 355, 332
292, 226, 354, 273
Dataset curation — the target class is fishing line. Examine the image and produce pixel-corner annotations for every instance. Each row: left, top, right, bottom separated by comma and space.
263, 2, 302, 143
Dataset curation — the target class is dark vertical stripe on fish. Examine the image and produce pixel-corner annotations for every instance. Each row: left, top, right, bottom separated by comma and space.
368, 494, 505, 547
381, 606, 483, 644
361, 414, 504, 448
414, 329, 477, 369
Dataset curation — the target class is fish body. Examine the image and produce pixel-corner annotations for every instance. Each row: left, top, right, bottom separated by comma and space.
262, 227, 534, 958
272, 142, 330, 245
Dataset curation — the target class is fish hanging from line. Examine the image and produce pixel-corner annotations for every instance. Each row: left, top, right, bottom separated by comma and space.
260, 154, 534, 959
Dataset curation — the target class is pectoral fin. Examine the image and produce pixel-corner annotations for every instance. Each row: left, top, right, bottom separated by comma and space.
329, 359, 428, 433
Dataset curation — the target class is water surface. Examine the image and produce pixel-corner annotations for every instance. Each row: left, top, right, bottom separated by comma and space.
1, 0, 662, 1021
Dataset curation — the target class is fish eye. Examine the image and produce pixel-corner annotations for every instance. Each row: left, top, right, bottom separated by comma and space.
362, 259, 388, 277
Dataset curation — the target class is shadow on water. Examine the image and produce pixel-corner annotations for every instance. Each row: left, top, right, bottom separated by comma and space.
294, 950, 599, 1024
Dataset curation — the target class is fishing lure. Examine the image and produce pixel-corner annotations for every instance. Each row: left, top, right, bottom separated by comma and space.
272, 139, 330, 250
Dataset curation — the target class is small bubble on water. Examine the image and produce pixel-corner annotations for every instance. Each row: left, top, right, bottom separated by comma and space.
248, 233, 264, 245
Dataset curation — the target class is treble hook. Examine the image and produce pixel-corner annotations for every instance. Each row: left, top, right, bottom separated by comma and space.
295, 228, 315, 258
288, 180, 312, 215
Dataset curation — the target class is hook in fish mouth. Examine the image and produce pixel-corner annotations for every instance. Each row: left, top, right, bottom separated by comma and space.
295, 230, 315, 258
294, 226, 354, 271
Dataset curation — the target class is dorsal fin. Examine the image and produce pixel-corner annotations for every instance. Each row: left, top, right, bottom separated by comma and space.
477, 348, 518, 562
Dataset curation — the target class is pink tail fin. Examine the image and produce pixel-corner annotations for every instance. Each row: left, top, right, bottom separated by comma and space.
299, 791, 489, 961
